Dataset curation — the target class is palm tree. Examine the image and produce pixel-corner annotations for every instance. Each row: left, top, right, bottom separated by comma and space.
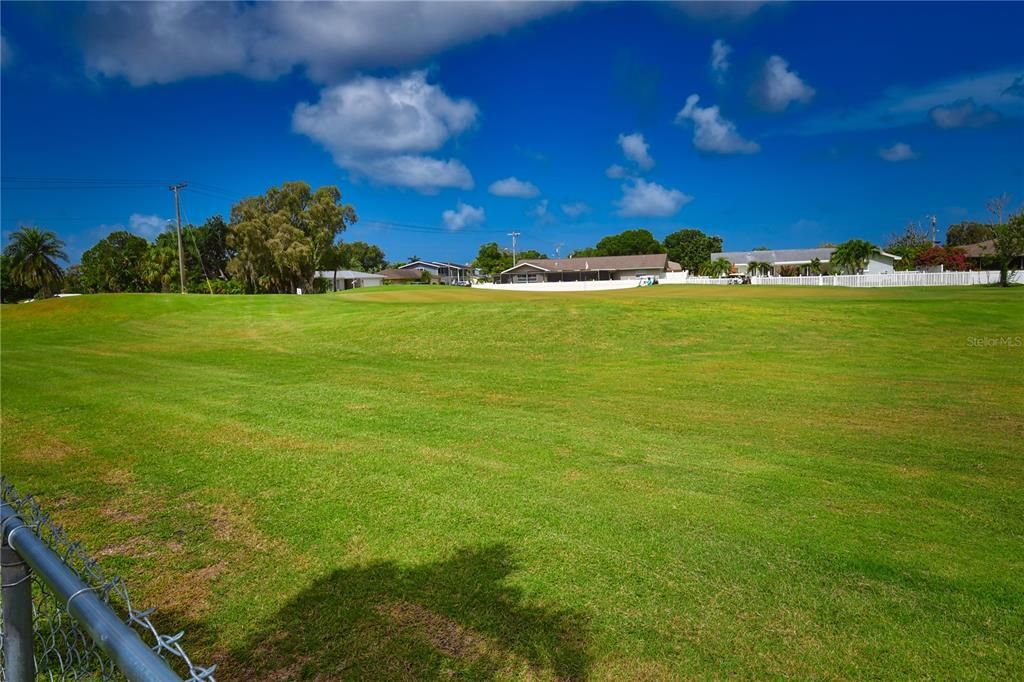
3, 227, 67, 297
699, 257, 733, 278
747, 261, 771, 276
830, 239, 879, 275
809, 257, 823, 275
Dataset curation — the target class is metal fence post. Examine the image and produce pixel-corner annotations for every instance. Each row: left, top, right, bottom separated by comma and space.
2, 534, 35, 682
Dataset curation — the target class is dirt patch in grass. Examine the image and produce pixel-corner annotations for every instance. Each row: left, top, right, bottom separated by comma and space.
100, 468, 136, 486
378, 600, 495, 662
95, 536, 159, 559
6, 429, 79, 462
101, 501, 148, 524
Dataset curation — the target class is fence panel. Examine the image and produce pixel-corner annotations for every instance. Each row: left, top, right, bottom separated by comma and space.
0, 478, 216, 682
749, 270, 1017, 288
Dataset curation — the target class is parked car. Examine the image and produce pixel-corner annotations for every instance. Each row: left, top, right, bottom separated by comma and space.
453, 280, 472, 287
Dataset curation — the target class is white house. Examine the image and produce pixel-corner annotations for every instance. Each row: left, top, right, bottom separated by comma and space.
397, 260, 472, 284
314, 270, 385, 291
714, 247, 901, 275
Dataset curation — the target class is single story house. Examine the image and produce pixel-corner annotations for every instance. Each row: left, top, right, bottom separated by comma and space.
957, 239, 1024, 269
714, 247, 901, 275
397, 260, 472, 284
498, 254, 682, 284
380, 268, 435, 283
314, 269, 385, 291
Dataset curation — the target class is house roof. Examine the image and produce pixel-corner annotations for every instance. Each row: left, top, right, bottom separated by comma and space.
957, 239, 997, 257
379, 268, 430, 280
500, 253, 671, 275
714, 248, 834, 265
314, 270, 385, 280
398, 260, 470, 270
714, 247, 901, 265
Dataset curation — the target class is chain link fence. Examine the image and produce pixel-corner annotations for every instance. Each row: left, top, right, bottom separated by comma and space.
0, 477, 216, 681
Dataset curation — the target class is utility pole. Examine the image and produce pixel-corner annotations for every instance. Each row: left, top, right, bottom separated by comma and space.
169, 182, 188, 293
554, 242, 564, 259
508, 231, 521, 265
930, 215, 938, 245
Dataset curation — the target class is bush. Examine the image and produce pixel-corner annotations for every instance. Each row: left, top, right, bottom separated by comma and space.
207, 279, 245, 295
915, 246, 969, 271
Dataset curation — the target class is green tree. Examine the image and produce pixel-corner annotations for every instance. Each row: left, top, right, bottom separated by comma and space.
472, 242, 514, 277
594, 229, 664, 256
747, 261, 771, 276
3, 226, 67, 297
1, 255, 37, 302
140, 243, 180, 292
517, 249, 548, 260
992, 210, 1024, 287
830, 239, 879, 275
886, 223, 933, 271
663, 228, 723, 274
809, 257, 823, 275
570, 247, 599, 258
946, 221, 995, 247
227, 182, 357, 293
699, 257, 733, 277
80, 231, 150, 293
61, 264, 86, 294
335, 241, 387, 273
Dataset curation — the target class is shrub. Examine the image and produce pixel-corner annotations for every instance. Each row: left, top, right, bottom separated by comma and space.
914, 246, 969, 271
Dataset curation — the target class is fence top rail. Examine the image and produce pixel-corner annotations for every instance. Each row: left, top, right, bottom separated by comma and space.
1, 478, 216, 682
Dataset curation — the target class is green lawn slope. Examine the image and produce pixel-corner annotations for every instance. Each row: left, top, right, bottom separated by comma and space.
2, 286, 1022, 679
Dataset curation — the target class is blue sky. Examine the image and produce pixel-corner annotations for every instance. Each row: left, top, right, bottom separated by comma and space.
2, 1, 1023, 264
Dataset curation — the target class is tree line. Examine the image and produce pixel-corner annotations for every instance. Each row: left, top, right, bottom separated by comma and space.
2, 181, 389, 302
4, 186, 1024, 302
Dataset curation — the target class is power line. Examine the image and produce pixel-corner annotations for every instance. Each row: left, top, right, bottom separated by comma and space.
2, 174, 521, 237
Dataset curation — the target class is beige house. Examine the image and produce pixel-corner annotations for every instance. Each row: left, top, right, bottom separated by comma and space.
498, 254, 682, 283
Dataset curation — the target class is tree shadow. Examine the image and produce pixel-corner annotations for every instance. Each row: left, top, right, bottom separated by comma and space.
224, 544, 591, 680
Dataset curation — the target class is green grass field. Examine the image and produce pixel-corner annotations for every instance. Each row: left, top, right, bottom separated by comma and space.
2, 286, 1023, 680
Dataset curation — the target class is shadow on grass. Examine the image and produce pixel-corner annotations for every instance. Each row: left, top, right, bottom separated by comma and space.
225, 544, 590, 680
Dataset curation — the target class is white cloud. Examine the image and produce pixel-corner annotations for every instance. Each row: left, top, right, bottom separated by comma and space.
529, 199, 553, 223
357, 156, 473, 192
81, 2, 568, 85
617, 132, 655, 170
710, 39, 731, 83
798, 66, 1024, 135
675, 94, 760, 155
292, 71, 475, 192
442, 201, 485, 231
750, 56, 815, 112
561, 202, 591, 219
929, 98, 1001, 129
128, 214, 170, 239
878, 142, 917, 162
615, 179, 692, 218
488, 177, 540, 198
605, 164, 630, 179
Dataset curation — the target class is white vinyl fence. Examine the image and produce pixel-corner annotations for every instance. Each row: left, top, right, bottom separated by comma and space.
661, 272, 733, 285
473, 280, 642, 292
748, 270, 1019, 288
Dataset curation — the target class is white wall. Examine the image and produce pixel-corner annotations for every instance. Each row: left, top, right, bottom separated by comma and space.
864, 254, 898, 274
474, 280, 641, 292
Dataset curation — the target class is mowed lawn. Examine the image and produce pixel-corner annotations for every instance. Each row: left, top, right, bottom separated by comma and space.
2, 285, 1023, 680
